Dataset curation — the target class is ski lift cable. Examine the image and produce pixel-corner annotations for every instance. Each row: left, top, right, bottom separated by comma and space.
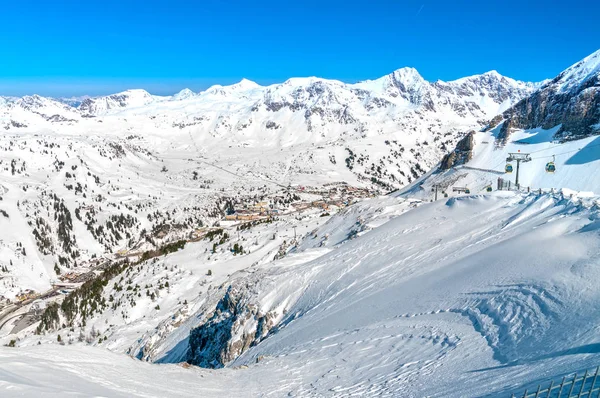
518, 138, 600, 156
186, 130, 300, 192
529, 142, 600, 160
477, 139, 600, 174
194, 158, 295, 191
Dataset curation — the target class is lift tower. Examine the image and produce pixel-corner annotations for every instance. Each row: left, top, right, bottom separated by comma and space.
506, 152, 531, 189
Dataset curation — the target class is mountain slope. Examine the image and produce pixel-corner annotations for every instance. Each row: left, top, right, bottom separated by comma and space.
4, 51, 600, 397
6, 192, 600, 397
497, 49, 600, 142
78, 89, 168, 116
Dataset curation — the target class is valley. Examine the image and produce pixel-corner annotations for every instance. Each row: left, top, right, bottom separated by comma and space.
0, 48, 599, 397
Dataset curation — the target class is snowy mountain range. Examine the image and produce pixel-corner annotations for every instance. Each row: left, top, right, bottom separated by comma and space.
0, 65, 540, 194
1, 49, 600, 398
0, 64, 542, 298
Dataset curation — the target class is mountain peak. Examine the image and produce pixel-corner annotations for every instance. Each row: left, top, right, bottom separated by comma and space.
445, 70, 514, 85
112, 89, 153, 98
554, 48, 600, 93
389, 67, 424, 80
231, 78, 261, 90
482, 70, 502, 77
172, 88, 196, 100
354, 67, 426, 95
201, 79, 262, 97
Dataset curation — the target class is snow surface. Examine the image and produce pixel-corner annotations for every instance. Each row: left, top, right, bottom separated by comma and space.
407, 124, 600, 201
2, 50, 600, 397
4, 192, 600, 396
554, 49, 600, 93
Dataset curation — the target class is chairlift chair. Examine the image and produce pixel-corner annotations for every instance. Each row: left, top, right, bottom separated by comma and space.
505, 163, 513, 173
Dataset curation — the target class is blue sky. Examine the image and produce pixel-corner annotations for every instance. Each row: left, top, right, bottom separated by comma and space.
0, 0, 598, 96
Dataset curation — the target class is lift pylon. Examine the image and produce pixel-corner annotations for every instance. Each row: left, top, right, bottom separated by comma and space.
506, 152, 531, 189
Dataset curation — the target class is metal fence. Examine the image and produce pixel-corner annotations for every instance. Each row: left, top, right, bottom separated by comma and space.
512, 366, 600, 398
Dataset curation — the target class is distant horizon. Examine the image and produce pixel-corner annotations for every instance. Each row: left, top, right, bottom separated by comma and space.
0, 52, 592, 99
1, 0, 598, 97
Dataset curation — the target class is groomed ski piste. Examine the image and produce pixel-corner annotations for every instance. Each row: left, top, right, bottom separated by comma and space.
3, 123, 600, 396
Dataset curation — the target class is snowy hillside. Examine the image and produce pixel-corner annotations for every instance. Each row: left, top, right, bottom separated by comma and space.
405, 123, 600, 202
2, 49, 600, 397
0, 63, 543, 299
5, 192, 600, 397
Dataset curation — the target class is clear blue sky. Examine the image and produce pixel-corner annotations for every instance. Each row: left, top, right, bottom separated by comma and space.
0, 0, 598, 96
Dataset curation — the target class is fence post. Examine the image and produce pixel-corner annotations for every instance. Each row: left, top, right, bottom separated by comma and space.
558, 376, 567, 397
567, 373, 578, 397
586, 366, 599, 398
534, 384, 542, 397
523, 389, 528, 398
546, 380, 554, 398
577, 370, 589, 397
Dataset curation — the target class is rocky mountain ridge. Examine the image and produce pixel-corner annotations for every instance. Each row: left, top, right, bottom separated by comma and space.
494, 49, 600, 143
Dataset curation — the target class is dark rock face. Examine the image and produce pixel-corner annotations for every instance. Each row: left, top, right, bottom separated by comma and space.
78, 98, 98, 114
497, 85, 599, 143
439, 132, 474, 170
188, 283, 278, 368
494, 52, 600, 143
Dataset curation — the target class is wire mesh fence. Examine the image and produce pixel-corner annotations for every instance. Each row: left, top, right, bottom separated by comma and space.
511, 366, 600, 398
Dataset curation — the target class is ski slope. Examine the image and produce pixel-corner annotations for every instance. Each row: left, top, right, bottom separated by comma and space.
405, 124, 600, 201
5, 191, 600, 396
1, 48, 598, 398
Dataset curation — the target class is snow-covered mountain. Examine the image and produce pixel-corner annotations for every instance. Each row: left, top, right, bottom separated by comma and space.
171, 88, 197, 101
1, 67, 537, 193
0, 65, 540, 299
78, 89, 167, 115
3, 50, 600, 398
496, 49, 600, 142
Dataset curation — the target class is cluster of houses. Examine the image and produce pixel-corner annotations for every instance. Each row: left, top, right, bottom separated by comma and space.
224, 201, 272, 221
58, 271, 95, 284
223, 183, 375, 222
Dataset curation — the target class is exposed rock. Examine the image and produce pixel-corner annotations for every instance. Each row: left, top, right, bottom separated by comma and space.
495, 50, 600, 143
187, 283, 278, 368
439, 132, 475, 170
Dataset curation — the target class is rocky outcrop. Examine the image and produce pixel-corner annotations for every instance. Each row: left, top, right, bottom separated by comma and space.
187, 282, 279, 368
79, 89, 158, 115
493, 49, 600, 143
439, 132, 475, 170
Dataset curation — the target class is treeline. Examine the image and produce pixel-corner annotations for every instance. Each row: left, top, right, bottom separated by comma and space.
37, 259, 129, 333
36, 240, 187, 334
